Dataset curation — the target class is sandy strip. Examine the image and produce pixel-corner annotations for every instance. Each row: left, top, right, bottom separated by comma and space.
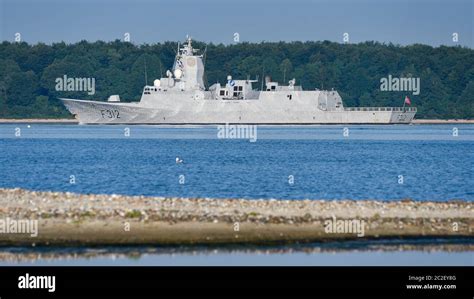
0, 189, 472, 246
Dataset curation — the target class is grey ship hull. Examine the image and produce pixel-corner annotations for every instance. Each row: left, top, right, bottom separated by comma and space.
61, 92, 416, 125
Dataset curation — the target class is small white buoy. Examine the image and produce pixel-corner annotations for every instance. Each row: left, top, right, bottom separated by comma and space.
27, 125, 31, 128
175, 157, 183, 164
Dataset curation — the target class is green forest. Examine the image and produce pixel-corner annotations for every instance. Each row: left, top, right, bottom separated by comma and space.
0, 40, 472, 119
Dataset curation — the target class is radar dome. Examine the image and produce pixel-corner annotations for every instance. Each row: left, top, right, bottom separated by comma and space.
174, 69, 183, 79
153, 79, 161, 87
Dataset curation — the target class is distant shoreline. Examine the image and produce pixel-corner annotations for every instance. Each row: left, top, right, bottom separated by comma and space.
0, 119, 472, 124
412, 119, 474, 124
0, 118, 78, 123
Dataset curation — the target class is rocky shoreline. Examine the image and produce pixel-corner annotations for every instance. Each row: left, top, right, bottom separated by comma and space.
0, 188, 472, 246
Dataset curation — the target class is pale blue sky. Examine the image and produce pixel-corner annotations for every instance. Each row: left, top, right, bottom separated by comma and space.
1, 0, 472, 47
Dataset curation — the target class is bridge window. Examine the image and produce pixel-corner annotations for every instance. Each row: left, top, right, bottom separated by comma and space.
220, 90, 225, 96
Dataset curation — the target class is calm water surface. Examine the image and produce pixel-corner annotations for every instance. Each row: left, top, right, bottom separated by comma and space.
0, 238, 472, 266
0, 124, 472, 201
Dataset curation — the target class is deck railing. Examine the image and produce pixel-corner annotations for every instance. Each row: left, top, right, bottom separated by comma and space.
344, 107, 417, 112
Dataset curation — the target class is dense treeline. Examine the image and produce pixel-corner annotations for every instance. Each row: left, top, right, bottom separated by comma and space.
0, 40, 472, 119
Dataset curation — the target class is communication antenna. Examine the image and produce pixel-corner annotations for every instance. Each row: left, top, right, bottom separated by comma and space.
202, 45, 208, 65
202, 45, 209, 89
172, 41, 181, 71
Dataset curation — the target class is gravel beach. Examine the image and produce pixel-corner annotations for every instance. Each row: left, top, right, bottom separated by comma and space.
0, 188, 472, 246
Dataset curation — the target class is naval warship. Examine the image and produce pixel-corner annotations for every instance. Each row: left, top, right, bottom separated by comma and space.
61, 37, 416, 124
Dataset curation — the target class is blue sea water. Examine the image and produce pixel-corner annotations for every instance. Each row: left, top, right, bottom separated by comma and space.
0, 124, 473, 201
